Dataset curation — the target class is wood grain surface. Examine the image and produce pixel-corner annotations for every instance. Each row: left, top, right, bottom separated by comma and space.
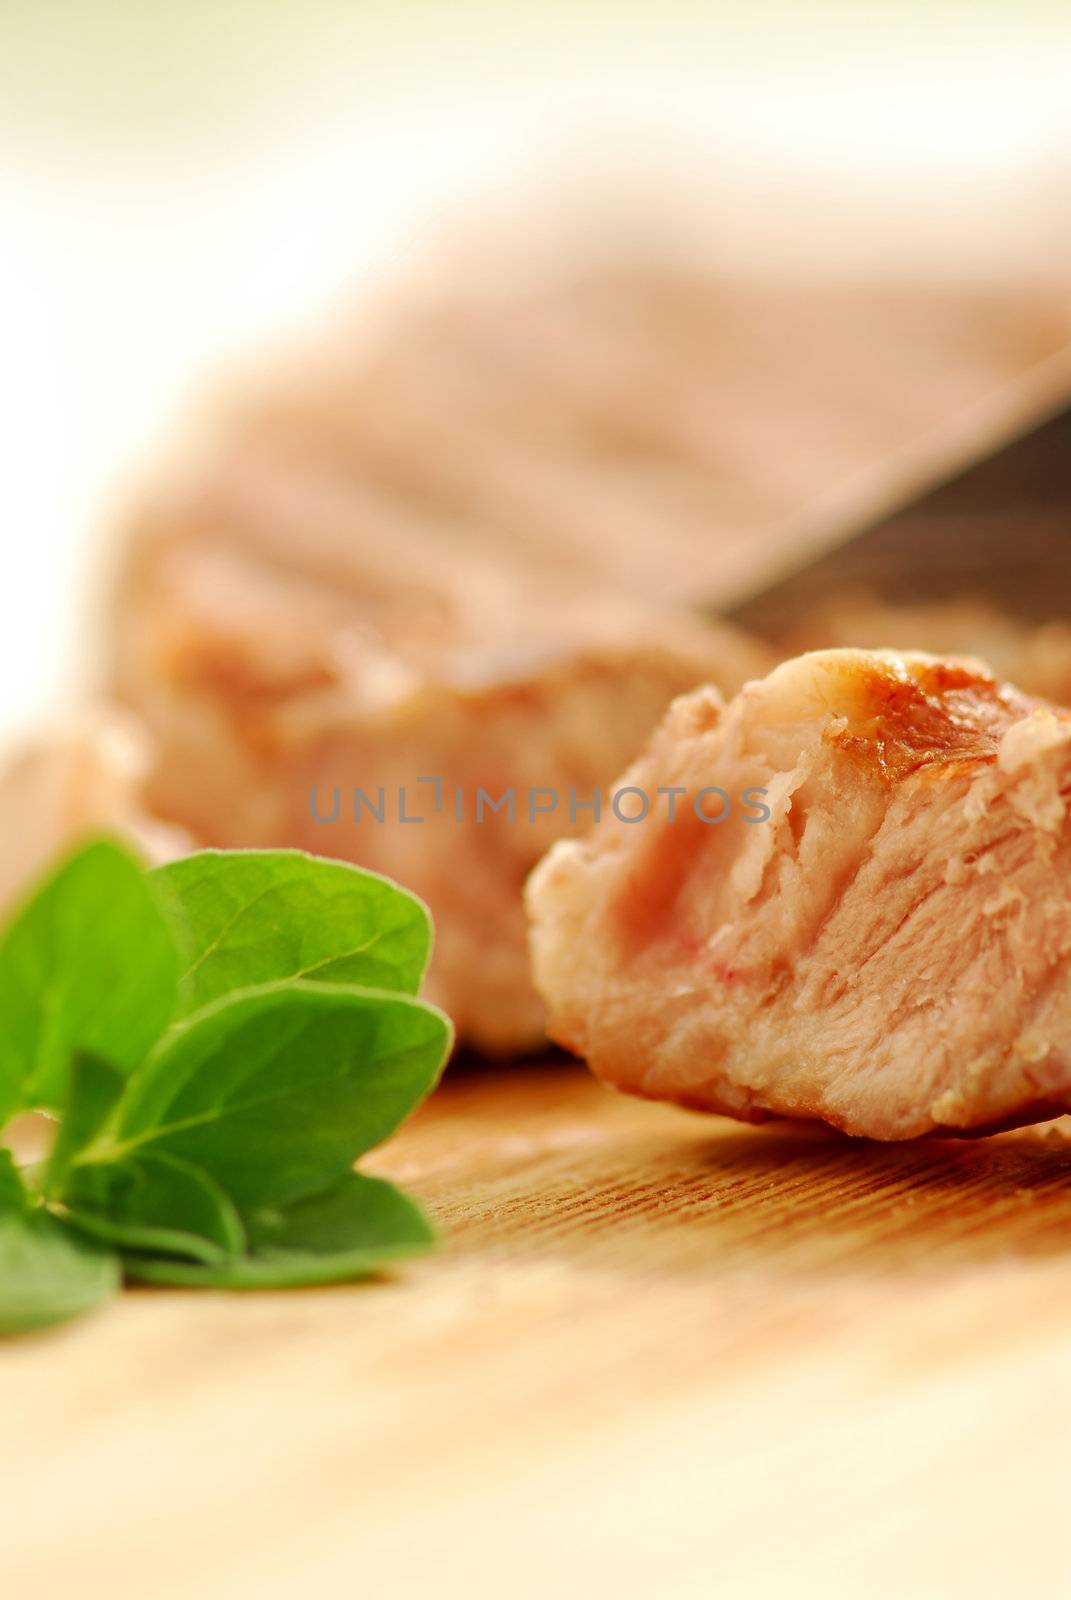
5, 1059, 1071, 1600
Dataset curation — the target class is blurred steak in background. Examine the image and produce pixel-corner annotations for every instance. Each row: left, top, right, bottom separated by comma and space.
109, 421, 764, 1051
173, 246, 1071, 614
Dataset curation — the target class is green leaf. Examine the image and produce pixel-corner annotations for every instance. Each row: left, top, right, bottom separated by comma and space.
123, 1172, 435, 1288
0, 1152, 119, 1336
151, 850, 433, 1021
0, 846, 447, 1330
60, 1150, 245, 1265
44, 1053, 126, 1196
0, 838, 179, 1116
117, 981, 452, 1209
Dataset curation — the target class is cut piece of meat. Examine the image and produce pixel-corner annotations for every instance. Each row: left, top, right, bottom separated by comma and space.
108, 443, 768, 1052
0, 708, 193, 912
527, 648, 1071, 1139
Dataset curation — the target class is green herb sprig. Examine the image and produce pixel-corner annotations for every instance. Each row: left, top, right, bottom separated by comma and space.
0, 840, 452, 1335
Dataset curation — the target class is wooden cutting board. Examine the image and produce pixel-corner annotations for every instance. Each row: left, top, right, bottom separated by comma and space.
4, 1059, 1071, 1600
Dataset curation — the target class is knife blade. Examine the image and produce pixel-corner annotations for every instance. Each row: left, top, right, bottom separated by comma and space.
726, 368, 1071, 638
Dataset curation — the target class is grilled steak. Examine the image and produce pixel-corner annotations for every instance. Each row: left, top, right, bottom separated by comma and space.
109, 440, 766, 1052
527, 648, 1071, 1137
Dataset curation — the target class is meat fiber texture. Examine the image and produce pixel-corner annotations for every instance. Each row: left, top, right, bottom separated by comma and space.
108, 432, 767, 1054
527, 648, 1071, 1139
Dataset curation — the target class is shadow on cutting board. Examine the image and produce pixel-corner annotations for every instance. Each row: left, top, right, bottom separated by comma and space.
397, 1058, 1071, 1279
